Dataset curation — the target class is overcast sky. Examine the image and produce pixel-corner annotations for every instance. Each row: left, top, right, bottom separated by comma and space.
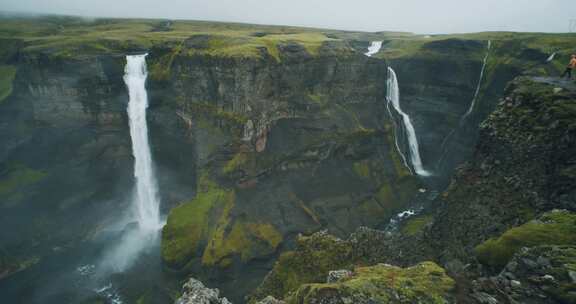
2, 0, 576, 34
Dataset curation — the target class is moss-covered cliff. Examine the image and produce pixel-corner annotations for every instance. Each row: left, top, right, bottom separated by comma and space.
156, 42, 421, 300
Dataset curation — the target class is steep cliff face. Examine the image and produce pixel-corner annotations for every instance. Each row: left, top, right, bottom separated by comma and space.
0, 52, 196, 280
427, 77, 576, 266
0, 54, 133, 277
381, 35, 573, 184
247, 77, 576, 304
158, 44, 422, 301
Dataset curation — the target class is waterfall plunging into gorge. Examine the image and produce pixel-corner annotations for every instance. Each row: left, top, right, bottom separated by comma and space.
125, 54, 161, 231
364, 41, 429, 176
386, 67, 431, 177
97, 54, 162, 274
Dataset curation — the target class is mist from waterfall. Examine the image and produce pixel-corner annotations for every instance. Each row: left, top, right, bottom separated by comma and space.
386, 67, 431, 177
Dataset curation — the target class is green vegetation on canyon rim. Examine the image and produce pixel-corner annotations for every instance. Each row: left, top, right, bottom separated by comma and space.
288, 262, 455, 304
475, 210, 576, 269
0, 16, 341, 60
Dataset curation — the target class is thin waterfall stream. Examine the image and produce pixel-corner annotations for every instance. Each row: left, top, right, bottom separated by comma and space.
365, 41, 430, 176
436, 40, 492, 169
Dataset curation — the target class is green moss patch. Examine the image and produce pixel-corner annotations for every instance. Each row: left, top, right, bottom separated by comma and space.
352, 160, 370, 179
222, 153, 249, 175
161, 175, 234, 268
401, 215, 433, 236
475, 210, 576, 269
0, 65, 16, 103
288, 262, 455, 304
162, 172, 282, 270
149, 45, 181, 81
202, 219, 282, 267
249, 232, 354, 302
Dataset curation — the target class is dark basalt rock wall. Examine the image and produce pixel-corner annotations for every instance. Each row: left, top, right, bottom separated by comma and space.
427, 77, 576, 265
388, 38, 552, 185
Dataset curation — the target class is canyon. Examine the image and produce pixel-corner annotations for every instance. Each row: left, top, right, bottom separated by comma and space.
0, 16, 575, 304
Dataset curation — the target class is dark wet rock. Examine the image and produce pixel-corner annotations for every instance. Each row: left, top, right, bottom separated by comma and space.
425, 77, 576, 267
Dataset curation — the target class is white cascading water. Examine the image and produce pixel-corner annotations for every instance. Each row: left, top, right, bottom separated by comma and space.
365, 41, 383, 57
437, 40, 492, 169
386, 67, 431, 176
97, 54, 161, 274
461, 40, 492, 121
125, 54, 161, 231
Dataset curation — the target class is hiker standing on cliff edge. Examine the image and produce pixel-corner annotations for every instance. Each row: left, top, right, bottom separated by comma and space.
561, 54, 576, 79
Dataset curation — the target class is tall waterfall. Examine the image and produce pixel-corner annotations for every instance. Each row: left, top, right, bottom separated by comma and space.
386, 67, 431, 176
365, 41, 383, 57
124, 54, 161, 231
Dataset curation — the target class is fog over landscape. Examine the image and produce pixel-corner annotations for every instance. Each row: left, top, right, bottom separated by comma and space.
2, 0, 576, 33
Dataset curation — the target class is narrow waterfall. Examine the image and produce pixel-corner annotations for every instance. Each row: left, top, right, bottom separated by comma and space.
365, 41, 383, 57
387, 67, 431, 176
436, 40, 492, 170
125, 54, 161, 231
547, 52, 556, 62
461, 40, 492, 121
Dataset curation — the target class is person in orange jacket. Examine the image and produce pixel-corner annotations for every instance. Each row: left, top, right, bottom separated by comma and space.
561, 54, 576, 79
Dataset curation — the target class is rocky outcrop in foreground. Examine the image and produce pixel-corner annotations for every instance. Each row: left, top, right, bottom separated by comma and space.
176, 278, 231, 304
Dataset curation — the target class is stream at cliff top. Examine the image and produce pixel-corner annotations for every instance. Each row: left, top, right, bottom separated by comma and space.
365, 41, 383, 57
